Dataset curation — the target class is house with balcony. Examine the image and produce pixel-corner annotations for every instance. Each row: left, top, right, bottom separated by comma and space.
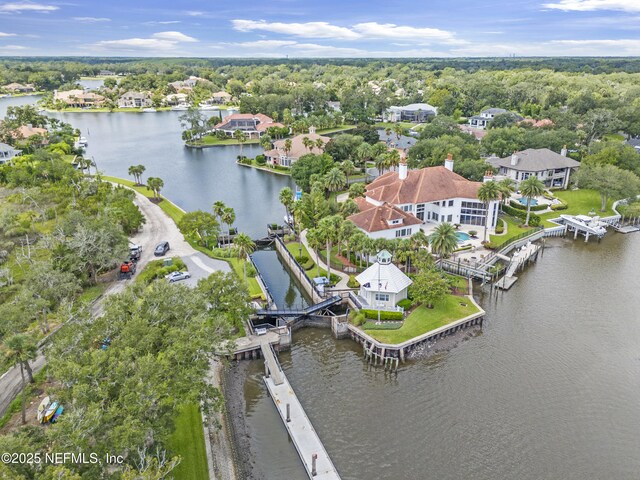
349, 155, 499, 239
0, 143, 22, 165
54, 89, 105, 108
2, 83, 36, 93
212, 113, 283, 139
383, 103, 437, 123
486, 147, 580, 188
117, 91, 152, 108
263, 127, 329, 167
468, 108, 522, 129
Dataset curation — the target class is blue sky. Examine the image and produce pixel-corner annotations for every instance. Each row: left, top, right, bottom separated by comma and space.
0, 0, 639, 57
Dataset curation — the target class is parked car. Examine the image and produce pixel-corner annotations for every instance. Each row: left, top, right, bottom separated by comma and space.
165, 271, 191, 283
154, 241, 170, 256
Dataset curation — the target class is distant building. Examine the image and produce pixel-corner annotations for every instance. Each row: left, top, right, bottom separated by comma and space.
54, 89, 105, 108
163, 93, 188, 106
326, 101, 341, 112
168, 76, 209, 92
468, 108, 522, 129
264, 127, 330, 167
626, 137, 640, 153
212, 113, 283, 139
2, 83, 36, 93
355, 250, 412, 310
117, 91, 152, 108
0, 142, 22, 165
458, 124, 488, 141
486, 148, 580, 188
384, 103, 437, 123
208, 91, 232, 104
12, 124, 48, 145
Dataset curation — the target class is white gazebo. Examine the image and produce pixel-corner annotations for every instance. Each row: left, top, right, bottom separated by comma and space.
355, 250, 412, 310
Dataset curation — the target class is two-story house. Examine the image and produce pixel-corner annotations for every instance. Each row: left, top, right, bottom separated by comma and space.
0, 143, 22, 165
486, 148, 580, 188
468, 108, 522, 129
117, 91, 153, 108
212, 113, 283, 139
263, 127, 330, 167
384, 103, 438, 123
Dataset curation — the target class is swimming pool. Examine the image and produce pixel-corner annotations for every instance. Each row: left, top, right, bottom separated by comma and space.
456, 232, 471, 242
517, 197, 539, 206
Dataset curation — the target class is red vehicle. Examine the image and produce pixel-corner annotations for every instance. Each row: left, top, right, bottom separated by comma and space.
118, 260, 137, 280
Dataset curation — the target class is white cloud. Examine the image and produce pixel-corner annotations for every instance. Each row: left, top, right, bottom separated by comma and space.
0, 2, 57, 13
228, 40, 297, 48
231, 19, 361, 40
184, 10, 204, 16
542, 0, 640, 12
92, 31, 198, 53
0, 31, 16, 36
453, 38, 640, 56
152, 31, 197, 42
0, 44, 28, 50
72, 17, 110, 23
144, 20, 181, 25
352, 22, 461, 43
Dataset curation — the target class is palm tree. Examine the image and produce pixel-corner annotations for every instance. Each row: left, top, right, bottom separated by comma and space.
283, 138, 293, 158
430, 222, 459, 265
3, 334, 37, 424
385, 149, 401, 172
393, 123, 403, 142
497, 177, 516, 205
341, 159, 356, 184
146, 177, 164, 201
315, 138, 325, 152
477, 180, 501, 242
221, 207, 236, 246
302, 136, 313, 153
259, 134, 272, 151
234, 233, 256, 283
315, 215, 343, 283
233, 129, 247, 158
375, 154, 387, 175
279, 187, 295, 228
324, 167, 346, 194
520, 176, 545, 226
306, 228, 324, 278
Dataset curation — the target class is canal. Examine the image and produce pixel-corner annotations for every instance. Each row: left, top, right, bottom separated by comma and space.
238, 233, 640, 480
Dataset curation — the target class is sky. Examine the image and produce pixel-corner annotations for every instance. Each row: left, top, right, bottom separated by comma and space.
0, 0, 639, 57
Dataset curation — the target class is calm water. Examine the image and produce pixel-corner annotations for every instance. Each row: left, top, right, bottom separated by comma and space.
0, 94, 41, 117
0, 95, 294, 237
242, 233, 640, 480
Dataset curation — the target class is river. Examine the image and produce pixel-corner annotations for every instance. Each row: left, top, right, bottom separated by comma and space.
239, 233, 640, 480
0, 95, 294, 238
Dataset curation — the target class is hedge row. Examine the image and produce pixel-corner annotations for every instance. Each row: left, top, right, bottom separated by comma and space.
502, 204, 541, 226
362, 309, 404, 321
509, 200, 548, 212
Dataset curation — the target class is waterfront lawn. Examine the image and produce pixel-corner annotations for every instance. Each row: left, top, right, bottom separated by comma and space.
489, 215, 535, 244
316, 124, 356, 135
102, 176, 185, 224
363, 295, 480, 344
285, 241, 341, 284
167, 404, 209, 480
445, 274, 468, 293
539, 189, 613, 226
238, 159, 291, 175
195, 135, 260, 146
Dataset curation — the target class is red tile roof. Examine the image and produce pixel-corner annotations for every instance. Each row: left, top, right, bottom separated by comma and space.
365, 166, 483, 205
214, 113, 283, 132
348, 198, 422, 233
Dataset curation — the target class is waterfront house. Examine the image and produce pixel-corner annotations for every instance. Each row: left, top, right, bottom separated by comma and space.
2, 83, 36, 93
168, 76, 209, 93
468, 108, 522, 129
209, 91, 232, 104
348, 197, 422, 239
54, 89, 105, 108
263, 127, 330, 167
486, 147, 580, 188
12, 124, 48, 146
355, 250, 412, 310
0, 143, 22, 165
163, 93, 188, 106
383, 103, 437, 123
352, 155, 499, 237
213, 113, 283, 139
117, 91, 152, 108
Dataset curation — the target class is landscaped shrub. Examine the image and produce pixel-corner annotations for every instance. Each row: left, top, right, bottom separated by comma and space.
502, 204, 541, 226
509, 200, 547, 211
295, 255, 309, 264
302, 259, 315, 270
454, 245, 472, 252
468, 230, 478, 237
245, 262, 257, 278
255, 154, 266, 165
495, 223, 504, 234
237, 156, 251, 165
397, 298, 413, 310
350, 310, 366, 326
137, 257, 187, 285
551, 203, 568, 211
483, 241, 498, 250
361, 309, 404, 321
347, 275, 360, 288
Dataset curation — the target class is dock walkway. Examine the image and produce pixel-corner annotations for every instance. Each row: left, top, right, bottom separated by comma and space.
263, 343, 340, 480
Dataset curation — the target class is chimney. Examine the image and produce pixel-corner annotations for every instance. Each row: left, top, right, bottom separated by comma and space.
444, 153, 454, 172
309, 125, 316, 135
399, 158, 408, 181
510, 151, 519, 166
561, 145, 567, 157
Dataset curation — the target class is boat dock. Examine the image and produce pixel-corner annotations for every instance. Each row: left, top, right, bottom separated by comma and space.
496, 242, 540, 290
262, 343, 341, 480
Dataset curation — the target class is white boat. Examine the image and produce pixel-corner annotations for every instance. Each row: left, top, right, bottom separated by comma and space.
142, 107, 157, 113
226, 107, 239, 114
198, 104, 219, 111
560, 214, 608, 237
78, 136, 88, 147
171, 104, 190, 111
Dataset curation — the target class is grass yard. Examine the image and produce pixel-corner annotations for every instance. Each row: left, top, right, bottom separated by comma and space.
539, 189, 613, 226
490, 215, 537, 244
363, 295, 480, 344
192, 135, 260, 146
237, 159, 291, 175
167, 404, 209, 480
102, 176, 185, 224
285, 241, 341, 284
316, 124, 356, 135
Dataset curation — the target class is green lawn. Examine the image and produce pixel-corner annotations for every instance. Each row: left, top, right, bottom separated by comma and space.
363, 295, 480, 344
539, 189, 614, 226
192, 135, 260, 146
445, 274, 468, 293
374, 121, 415, 130
237, 159, 291, 175
102, 176, 185, 224
43, 106, 173, 113
490, 215, 537, 244
316, 124, 356, 135
167, 404, 209, 480
285, 241, 341, 284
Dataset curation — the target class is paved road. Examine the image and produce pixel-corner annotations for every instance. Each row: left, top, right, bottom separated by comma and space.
0, 188, 228, 417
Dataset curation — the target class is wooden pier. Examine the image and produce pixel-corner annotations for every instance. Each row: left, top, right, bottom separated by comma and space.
262, 343, 341, 480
